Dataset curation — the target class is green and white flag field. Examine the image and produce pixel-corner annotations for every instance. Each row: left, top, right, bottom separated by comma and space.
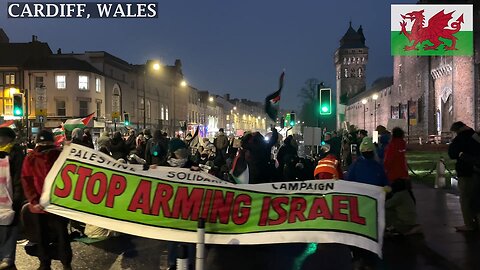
40, 144, 386, 256
391, 4, 473, 56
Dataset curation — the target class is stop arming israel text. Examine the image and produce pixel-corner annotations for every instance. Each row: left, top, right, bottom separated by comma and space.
7, 2, 158, 18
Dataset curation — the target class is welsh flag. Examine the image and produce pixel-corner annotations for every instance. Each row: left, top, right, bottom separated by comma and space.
63, 112, 95, 131
264, 71, 285, 121
53, 127, 65, 146
391, 5, 473, 56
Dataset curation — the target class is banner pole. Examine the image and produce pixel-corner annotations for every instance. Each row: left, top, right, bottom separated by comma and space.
196, 218, 205, 270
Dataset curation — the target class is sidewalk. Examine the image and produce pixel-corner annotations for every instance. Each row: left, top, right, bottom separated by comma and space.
383, 183, 480, 270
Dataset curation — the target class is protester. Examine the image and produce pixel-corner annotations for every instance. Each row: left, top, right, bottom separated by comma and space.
276, 135, 298, 180
384, 127, 409, 184
385, 179, 421, 236
70, 128, 85, 146
214, 128, 229, 158
376, 125, 391, 162
21, 130, 72, 270
97, 131, 111, 155
325, 131, 342, 158
145, 130, 169, 166
313, 144, 343, 180
82, 128, 94, 149
0, 127, 25, 270
125, 129, 136, 154
110, 131, 127, 161
448, 121, 480, 232
347, 137, 389, 187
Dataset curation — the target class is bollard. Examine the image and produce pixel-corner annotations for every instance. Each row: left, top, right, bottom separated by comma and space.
176, 244, 189, 270
196, 218, 205, 270
435, 158, 446, 189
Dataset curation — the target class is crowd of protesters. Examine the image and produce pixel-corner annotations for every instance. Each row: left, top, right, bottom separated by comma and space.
1, 120, 477, 270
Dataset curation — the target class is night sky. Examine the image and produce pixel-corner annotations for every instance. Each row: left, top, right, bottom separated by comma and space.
0, 0, 416, 110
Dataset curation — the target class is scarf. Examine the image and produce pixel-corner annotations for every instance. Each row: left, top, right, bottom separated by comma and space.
0, 143, 14, 154
167, 158, 188, 168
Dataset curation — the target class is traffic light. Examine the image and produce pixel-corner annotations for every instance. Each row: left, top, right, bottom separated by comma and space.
13, 93, 24, 116
319, 88, 332, 115
290, 112, 296, 126
123, 112, 130, 126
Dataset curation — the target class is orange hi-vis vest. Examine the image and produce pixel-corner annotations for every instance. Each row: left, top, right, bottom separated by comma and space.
314, 155, 340, 179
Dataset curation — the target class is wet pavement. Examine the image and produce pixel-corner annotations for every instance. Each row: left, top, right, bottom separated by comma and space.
13, 183, 480, 270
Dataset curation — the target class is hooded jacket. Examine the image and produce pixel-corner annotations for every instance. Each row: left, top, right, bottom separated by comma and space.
384, 137, 408, 182
21, 145, 62, 205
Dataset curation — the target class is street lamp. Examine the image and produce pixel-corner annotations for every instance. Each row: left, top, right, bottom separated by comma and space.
372, 94, 379, 129
180, 80, 187, 87
361, 98, 367, 129
209, 96, 214, 102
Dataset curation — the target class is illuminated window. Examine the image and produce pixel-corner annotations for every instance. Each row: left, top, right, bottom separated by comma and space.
79, 75, 89, 90
5, 74, 15, 85
56, 75, 66, 89
161, 105, 164, 120
165, 106, 169, 121
344, 68, 348, 78
95, 78, 101, 93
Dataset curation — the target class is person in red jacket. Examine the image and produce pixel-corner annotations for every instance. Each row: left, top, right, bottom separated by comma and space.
384, 127, 409, 183
21, 130, 72, 270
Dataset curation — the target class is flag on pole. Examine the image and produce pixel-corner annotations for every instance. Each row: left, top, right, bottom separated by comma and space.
265, 71, 285, 121
63, 112, 95, 131
53, 126, 65, 146
391, 4, 473, 56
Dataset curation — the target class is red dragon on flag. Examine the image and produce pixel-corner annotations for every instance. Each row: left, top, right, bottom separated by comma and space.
399, 9, 464, 51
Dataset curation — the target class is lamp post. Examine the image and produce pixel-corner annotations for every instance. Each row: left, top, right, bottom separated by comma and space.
172, 79, 187, 136
361, 98, 367, 130
372, 93, 379, 129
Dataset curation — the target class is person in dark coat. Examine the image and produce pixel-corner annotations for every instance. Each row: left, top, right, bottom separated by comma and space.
82, 129, 94, 149
145, 130, 169, 166
110, 131, 128, 161
125, 129, 136, 154
276, 135, 298, 180
448, 121, 480, 231
0, 127, 25, 269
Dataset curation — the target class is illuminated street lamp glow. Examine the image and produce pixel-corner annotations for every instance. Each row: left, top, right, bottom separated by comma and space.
152, 62, 161, 70
361, 98, 367, 104
233, 106, 237, 110
9, 88, 18, 95
180, 80, 187, 87
209, 97, 214, 102
372, 93, 379, 100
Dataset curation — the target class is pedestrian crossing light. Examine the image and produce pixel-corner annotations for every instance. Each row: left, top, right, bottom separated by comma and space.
123, 113, 130, 126
13, 93, 24, 116
319, 88, 332, 115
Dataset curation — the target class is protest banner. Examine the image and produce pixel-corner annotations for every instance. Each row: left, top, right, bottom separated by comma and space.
41, 144, 385, 256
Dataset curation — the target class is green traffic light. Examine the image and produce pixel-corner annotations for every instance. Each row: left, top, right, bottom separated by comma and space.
321, 106, 329, 113
290, 121, 295, 126
13, 108, 23, 116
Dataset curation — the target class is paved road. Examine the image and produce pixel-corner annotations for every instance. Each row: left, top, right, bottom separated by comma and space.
13, 183, 480, 270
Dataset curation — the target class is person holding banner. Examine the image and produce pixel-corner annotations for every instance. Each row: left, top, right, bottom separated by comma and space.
0, 127, 25, 270
21, 130, 72, 270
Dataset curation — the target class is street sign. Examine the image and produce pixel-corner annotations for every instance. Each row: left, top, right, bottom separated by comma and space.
35, 87, 47, 116
36, 115, 44, 123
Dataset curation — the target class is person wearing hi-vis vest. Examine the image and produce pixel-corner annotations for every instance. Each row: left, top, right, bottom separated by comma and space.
314, 144, 343, 180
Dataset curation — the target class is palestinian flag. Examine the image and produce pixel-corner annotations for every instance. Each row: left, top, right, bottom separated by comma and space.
265, 71, 285, 121
229, 149, 249, 184
53, 127, 65, 146
64, 112, 95, 131
0, 120, 15, 129
391, 5, 473, 56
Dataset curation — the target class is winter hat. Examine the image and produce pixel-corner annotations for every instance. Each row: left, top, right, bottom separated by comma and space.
36, 130, 54, 144
359, 137, 375, 153
450, 121, 466, 132
169, 138, 186, 153
0, 127, 16, 140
